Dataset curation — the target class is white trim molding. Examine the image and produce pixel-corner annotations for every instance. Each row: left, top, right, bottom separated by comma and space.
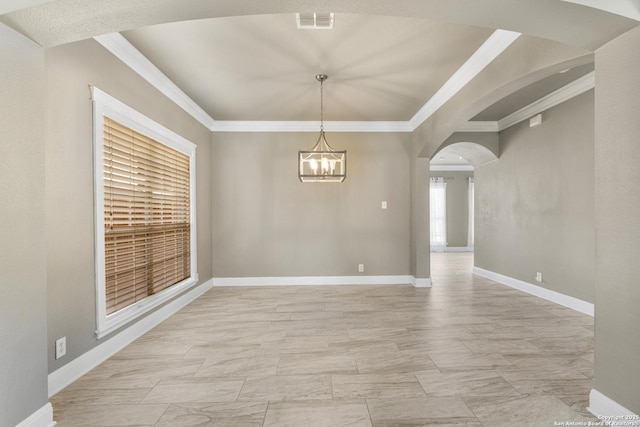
48, 279, 213, 397
430, 165, 475, 172
412, 277, 433, 288
457, 70, 595, 133
455, 121, 500, 132
95, 28, 591, 137
473, 267, 594, 316
497, 71, 595, 130
211, 120, 412, 133
16, 402, 55, 427
409, 29, 521, 130
91, 86, 199, 339
94, 29, 520, 134
213, 275, 429, 287
589, 389, 640, 426
94, 33, 216, 130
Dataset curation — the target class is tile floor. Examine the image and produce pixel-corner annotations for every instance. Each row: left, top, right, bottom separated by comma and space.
51, 253, 597, 426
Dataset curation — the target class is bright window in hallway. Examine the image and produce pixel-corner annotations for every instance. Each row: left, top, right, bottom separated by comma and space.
468, 176, 474, 249
92, 87, 198, 338
430, 177, 447, 252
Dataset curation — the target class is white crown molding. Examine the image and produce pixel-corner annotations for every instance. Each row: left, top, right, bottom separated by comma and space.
211, 121, 412, 133
15, 403, 55, 427
95, 30, 519, 134
430, 165, 474, 172
96, 29, 590, 136
409, 29, 521, 131
213, 275, 419, 286
498, 70, 595, 130
48, 279, 214, 397
589, 389, 639, 426
93, 33, 216, 130
455, 121, 500, 132
473, 267, 594, 316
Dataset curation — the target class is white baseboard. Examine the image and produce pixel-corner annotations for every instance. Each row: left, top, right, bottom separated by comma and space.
213, 275, 421, 287
48, 279, 214, 397
445, 247, 474, 252
412, 277, 432, 288
472, 267, 594, 316
16, 402, 56, 427
589, 389, 640, 426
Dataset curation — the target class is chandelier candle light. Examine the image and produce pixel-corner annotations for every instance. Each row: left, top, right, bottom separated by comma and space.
298, 74, 347, 182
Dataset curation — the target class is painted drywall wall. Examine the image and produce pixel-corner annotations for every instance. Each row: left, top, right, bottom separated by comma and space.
475, 90, 595, 303
45, 38, 213, 374
0, 24, 49, 427
410, 137, 431, 281
211, 132, 411, 278
429, 171, 474, 248
593, 25, 640, 413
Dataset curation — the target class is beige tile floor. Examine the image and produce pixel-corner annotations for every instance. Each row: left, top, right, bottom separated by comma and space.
51, 253, 598, 426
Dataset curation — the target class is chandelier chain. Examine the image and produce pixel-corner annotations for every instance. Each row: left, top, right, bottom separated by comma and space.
320, 77, 324, 132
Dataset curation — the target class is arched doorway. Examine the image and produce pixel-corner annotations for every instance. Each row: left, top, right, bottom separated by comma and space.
429, 140, 498, 279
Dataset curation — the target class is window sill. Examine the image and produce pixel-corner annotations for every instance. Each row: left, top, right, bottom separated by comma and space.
95, 274, 199, 339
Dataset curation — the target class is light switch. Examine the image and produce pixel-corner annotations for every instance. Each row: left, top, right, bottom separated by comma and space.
381, 201, 387, 209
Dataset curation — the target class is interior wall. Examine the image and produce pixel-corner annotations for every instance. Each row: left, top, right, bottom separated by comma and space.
474, 90, 595, 303
45, 38, 212, 374
593, 25, 640, 413
410, 134, 431, 281
211, 132, 411, 278
429, 170, 473, 248
0, 24, 49, 427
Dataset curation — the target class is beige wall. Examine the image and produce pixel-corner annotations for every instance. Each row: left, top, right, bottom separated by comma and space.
409, 136, 431, 280
474, 90, 595, 303
0, 24, 49, 427
211, 132, 412, 278
594, 26, 640, 413
45, 38, 213, 373
1, 4, 639, 423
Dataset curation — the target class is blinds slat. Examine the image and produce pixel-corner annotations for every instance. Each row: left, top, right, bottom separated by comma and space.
103, 117, 191, 315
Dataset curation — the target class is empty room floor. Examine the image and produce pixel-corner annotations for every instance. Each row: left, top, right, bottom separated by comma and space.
51, 253, 597, 426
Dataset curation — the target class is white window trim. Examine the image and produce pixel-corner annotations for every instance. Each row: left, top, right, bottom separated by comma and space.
91, 86, 198, 339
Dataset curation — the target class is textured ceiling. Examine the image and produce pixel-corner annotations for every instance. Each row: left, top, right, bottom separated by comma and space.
3, 0, 638, 49
122, 14, 493, 121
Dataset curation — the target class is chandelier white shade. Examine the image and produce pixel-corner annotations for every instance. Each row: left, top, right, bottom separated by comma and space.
298, 74, 347, 183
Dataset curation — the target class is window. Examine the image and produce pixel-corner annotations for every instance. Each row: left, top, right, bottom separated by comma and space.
92, 87, 197, 338
468, 176, 474, 249
430, 177, 447, 252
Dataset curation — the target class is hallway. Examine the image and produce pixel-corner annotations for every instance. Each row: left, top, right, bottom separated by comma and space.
51, 253, 596, 426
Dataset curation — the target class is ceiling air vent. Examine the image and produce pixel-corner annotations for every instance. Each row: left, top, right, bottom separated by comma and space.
296, 13, 334, 30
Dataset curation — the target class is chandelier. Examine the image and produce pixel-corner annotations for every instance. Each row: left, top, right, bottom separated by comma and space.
298, 74, 347, 182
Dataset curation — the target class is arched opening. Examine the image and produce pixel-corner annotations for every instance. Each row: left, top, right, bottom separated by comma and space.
429, 141, 498, 280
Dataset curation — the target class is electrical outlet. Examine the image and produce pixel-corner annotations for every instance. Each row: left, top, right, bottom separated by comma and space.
358, 264, 365, 273
55, 337, 66, 359
535, 272, 543, 283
